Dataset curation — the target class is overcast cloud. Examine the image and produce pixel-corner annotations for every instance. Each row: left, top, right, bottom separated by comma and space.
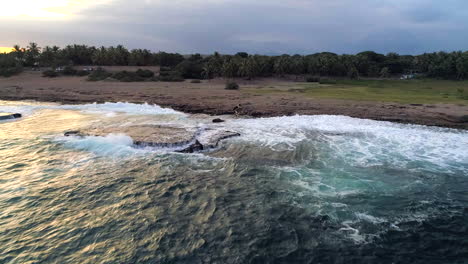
1, 0, 467, 54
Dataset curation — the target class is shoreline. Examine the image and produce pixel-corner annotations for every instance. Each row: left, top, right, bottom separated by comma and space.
2, 96, 466, 130
1, 73, 467, 129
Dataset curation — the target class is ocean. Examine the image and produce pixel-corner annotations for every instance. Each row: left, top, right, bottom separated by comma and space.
1, 100, 467, 263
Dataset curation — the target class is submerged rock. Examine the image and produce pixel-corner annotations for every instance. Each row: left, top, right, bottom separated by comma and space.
179, 140, 204, 153
197, 129, 241, 149
212, 118, 225, 123
64, 130, 84, 137
64, 125, 240, 153
179, 129, 241, 153
0, 113, 22, 120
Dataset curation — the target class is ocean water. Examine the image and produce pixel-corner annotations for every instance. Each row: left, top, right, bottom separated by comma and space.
1, 100, 467, 264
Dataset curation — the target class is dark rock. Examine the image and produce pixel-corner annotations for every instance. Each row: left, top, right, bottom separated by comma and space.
212, 118, 225, 123
178, 140, 204, 153
178, 130, 240, 153
64, 130, 84, 137
458, 115, 468, 123
197, 129, 240, 149
0, 113, 22, 120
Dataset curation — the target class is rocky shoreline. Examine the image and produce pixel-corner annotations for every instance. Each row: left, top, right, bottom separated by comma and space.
1, 73, 467, 129
2, 94, 467, 129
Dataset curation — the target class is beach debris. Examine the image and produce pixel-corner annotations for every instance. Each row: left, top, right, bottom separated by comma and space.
0, 113, 22, 120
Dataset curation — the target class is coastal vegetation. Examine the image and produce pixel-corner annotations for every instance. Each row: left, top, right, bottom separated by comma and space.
3, 42, 468, 81
0, 52, 22, 77
252, 79, 468, 104
225, 82, 240, 90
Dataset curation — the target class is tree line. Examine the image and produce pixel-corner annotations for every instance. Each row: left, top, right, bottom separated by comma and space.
2, 42, 468, 80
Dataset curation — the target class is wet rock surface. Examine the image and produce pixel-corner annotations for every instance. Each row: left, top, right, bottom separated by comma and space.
212, 118, 225, 123
0, 113, 22, 120
64, 125, 240, 153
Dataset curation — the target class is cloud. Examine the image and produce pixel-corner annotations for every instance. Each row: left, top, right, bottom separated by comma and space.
1, 0, 467, 54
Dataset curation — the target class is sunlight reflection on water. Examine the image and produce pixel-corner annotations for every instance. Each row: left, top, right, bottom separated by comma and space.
1, 101, 467, 263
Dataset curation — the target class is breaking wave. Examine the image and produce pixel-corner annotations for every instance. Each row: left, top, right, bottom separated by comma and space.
1, 101, 467, 263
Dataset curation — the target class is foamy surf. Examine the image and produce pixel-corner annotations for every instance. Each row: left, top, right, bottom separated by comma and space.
227, 115, 468, 173
1, 100, 468, 263
0, 101, 185, 117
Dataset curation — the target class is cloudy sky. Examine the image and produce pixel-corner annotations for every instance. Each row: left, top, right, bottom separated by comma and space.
0, 0, 467, 54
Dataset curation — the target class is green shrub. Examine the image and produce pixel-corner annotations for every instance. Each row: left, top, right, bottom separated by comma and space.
306, 76, 320, 82
42, 70, 59, 78
191, 79, 202, 83
0, 66, 23, 77
225, 82, 239, 90
175, 60, 203, 79
63, 66, 77, 76
112, 71, 145, 82
136, 69, 154, 78
0, 53, 21, 77
87, 67, 111, 81
157, 68, 184, 82
76, 70, 90, 76
111, 70, 129, 80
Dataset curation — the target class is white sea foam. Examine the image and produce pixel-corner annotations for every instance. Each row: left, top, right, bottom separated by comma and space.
56, 134, 136, 156
61, 102, 184, 116
355, 212, 387, 224
4, 101, 467, 172
227, 115, 468, 173
0, 101, 184, 117
339, 221, 367, 243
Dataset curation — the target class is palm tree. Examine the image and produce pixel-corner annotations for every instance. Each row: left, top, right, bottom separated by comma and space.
274, 55, 291, 77
222, 58, 238, 80
24, 42, 40, 66
12, 44, 24, 63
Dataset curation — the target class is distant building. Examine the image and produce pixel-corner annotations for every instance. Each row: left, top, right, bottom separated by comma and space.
400, 74, 415, 80
400, 70, 420, 80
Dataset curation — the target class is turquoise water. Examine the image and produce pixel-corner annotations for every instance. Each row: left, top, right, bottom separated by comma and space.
1, 101, 467, 263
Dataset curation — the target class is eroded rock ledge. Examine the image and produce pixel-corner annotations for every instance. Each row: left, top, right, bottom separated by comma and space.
0, 113, 22, 121
64, 125, 240, 153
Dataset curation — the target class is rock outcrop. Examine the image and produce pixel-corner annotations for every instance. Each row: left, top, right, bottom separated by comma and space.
64, 125, 240, 153
0, 113, 22, 121
212, 118, 225, 123
178, 129, 240, 153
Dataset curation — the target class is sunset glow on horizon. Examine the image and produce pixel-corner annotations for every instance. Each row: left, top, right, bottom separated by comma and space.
0, 47, 13, 53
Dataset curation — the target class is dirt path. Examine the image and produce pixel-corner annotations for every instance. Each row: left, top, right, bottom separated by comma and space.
1, 72, 467, 129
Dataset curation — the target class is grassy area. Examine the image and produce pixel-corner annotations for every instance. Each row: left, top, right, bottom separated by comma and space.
250, 79, 468, 105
